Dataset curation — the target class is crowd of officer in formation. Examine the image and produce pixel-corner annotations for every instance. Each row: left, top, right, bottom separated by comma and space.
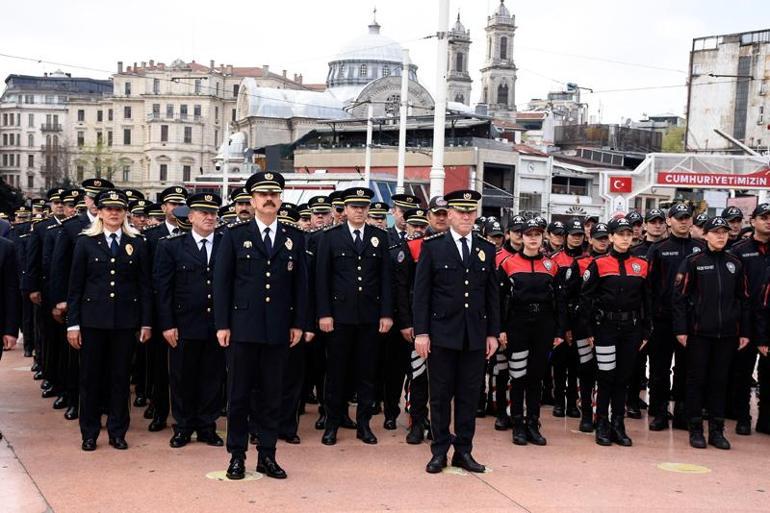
1, 171, 770, 479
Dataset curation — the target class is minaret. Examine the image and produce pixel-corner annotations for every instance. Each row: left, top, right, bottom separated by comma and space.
480, 0, 517, 119
447, 12, 472, 106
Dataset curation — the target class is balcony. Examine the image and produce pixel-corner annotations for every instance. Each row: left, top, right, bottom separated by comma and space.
146, 112, 203, 123
40, 144, 63, 153
40, 123, 62, 132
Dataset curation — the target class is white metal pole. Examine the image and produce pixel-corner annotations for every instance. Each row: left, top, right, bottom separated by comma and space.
221, 127, 229, 205
396, 49, 410, 195
429, 0, 450, 198
364, 103, 374, 188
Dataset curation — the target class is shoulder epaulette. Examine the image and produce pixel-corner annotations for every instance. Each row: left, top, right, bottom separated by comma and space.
47, 222, 62, 230
324, 223, 343, 232
474, 232, 494, 245
164, 232, 185, 240
61, 214, 82, 224
388, 243, 402, 251
19, 232, 31, 239
227, 220, 250, 229
144, 224, 162, 233
278, 219, 301, 231
369, 225, 388, 234
423, 232, 445, 242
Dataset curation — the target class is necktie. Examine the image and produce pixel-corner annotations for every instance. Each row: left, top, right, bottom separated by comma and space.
109, 233, 119, 256
264, 227, 272, 254
354, 229, 363, 253
199, 239, 208, 264
399, 230, 406, 241
460, 236, 470, 267
172, 228, 180, 235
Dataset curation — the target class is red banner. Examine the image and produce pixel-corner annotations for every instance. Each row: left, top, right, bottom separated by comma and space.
657, 168, 770, 188
609, 176, 632, 193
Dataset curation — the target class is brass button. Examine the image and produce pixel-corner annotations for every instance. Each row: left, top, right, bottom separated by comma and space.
357, 276, 362, 281
266, 272, 271, 277
267, 260, 271, 265
358, 256, 362, 260
206, 267, 210, 272
110, 281, 115, 287
110, 292, 115, 298
110, 270, 116, 275
206, 307, 211, 312
358, 287, 363, 292
110, 258, 115, 263
266, 284, 271, 290
464, 303, 469, 308
265, 297, 271, 303
464, 280, 469, 285
206, 280, 211, 285
207, 294, 211, 299
464, 292, 469, 297
246, 254, 250, 259
357, 266, 362, 271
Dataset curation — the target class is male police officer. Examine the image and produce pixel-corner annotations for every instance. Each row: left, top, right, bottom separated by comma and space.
413, 189, 500, 474
0, 233, 20, 441
215, 171, 307, 480
388, 194, 421, 244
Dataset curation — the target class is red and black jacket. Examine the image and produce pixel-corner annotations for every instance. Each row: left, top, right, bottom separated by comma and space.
565, 250, 605, 339
579, 249, 652, 339
498, 252, 566, 336
673, 248, 750, 339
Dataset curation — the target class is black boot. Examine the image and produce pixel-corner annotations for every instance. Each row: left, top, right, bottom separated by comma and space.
552, 400, 566, 418
610, 416, 632, 446
708, 418, 731, 450
579, 413, 594, 433
406, 420, 425, 445
525, 416, 547, 446
512, 415, 527, 445
595, 416, 612, 446
688, 418, 706, 449
672, 401, 687, 430
735, 418, 752, 436
649, 408, 670, 431
626, 399, 642, 419
494, 415, 512, 431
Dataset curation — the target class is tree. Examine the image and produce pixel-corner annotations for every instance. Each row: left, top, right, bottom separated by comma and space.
662, 126, 685, 153
72, 141, 117, 183
0, 177, 24, 217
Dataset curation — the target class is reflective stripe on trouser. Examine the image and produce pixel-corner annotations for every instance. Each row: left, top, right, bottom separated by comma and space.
576, 338, 594, 364
508, 350, 529, 379
595, 345, 616, 372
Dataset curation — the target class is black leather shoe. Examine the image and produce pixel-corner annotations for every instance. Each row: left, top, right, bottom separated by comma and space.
40, 379, 50, 389
341, 415, 357, 430
24, 349, 33, 358
197, 431, 225, 447
314, 413, 327, 430
169, 432, 191, 448
356, 425, 378, 444
688, 419, 706, 449
735, 420, 752, 436
595, 417, 612, 446
526, 417, 547, 446
383, 418, 397, 430
512, 416, 527, 445
64, 406, 78, 420
708, 419, 731, 450
552, 405, 565, 417
451, 452, 485, 473
148, 418, 167, 432
494, 415, 512, 431
610, 417, 632, 447
143, 404, 156, 420
626, 406, 642, 419
425, 454, 447, 474
249, 433, 259, 446
226, 456, 246, 480
41, 388, 57, 399
579, 415, 594, 433
133, 396, 147, 408
52, 396, 67, 409
406, 423, 424, 444
281, 434, 301, 444
257, 456, 287, 479
649, 415, 669, 431
321, 426, 338, 446
109, 437, 128, 450
81, 438, 97, 451
31, 362, 39, 372
566, 406, 581, 418
33, 370, 43, 380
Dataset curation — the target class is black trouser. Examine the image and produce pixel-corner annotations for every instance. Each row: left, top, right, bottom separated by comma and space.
428, 344, 485, 457
383, 332, 409, 421
757, 355, 770, 430
148, 335, 170, 421
132, 341, 148, 398
43, 309, 66, 393
507, 313, 554, 418
65, 343, 79, 408
686, 335, 735, 420
21, 294, 35, 355
627, 344, 647, 407
727, 344, 757, 423
406, 348, 429, 424
648, 319, 687, 416
169, 335, 225, 435
279, 341, 306, 437
552, 342, 578, 410
310, 332, 328, 415
32, 304, 44, 365
227, 341, 287, 459
492, 349, 509, 417
324, 323, 379, 428
575, 337, 596, 416
79, 328, 135, 441
594, 320, 641, 418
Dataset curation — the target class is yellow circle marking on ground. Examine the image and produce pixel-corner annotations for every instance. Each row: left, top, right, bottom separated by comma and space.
569, 429, 594, 436
657, 462, 711, 474
206, 470, 263, 481
12, 366, 32, 372
442, 466, 468, 476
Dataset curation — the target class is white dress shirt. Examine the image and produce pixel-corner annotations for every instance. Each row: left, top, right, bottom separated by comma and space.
165, 220, 179, 235
104, 228, 123, 246
348, 222, 366, 243
191, 230, 214, 264
254, 217, 279, 246
449, 227, 471, 261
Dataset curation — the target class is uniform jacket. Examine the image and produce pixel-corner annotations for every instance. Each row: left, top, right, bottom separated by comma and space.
315, 222, 392, 325
23, 217, 58, 294
50, 213, 90, 305
565, 250, 606, 339
213, 219, 308, 344
67, 232, 153, 330
413, 231, 500, 350
0, 237, 20, 337
154, 231, 221, 340
647, 234, 704, 320
303, 228, 325, 332
672, 249, 750, 339
7, 222, 31, 284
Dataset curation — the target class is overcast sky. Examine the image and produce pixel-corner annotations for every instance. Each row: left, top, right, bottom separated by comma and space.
1, 0, 767, 122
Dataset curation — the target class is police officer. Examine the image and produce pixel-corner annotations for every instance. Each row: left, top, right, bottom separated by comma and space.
297, 203, 311, 231
580, 218, 651, 447
316, 187, 393, 446
626, 211, 644, 245
722, 206, 744, 249
544, 221, 566, 256
7, 205, 33, 359
413, 190, 500, 474
497, 215, 525, 266
388, 194, 421, 244
565, 222, 611, 432
214, 171, 307, 480
329, 191, 346, 225
143, 185, 188, 432
154, 192, 225, 449
144, 203, 165, 227
129, 199, 150, 231
691, 212, 709, 241
631, 208, 667, 257
646, 203, 704, 431
67, 189, 153, 451
368, 202, 390, 230
673, 216, 750, 450
0, 232, 20, 441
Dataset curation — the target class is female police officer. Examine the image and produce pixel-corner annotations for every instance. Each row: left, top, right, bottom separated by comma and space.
66, 189, 152, 451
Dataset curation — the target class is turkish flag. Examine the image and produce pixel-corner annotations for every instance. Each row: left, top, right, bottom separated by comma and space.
609, 176, 632, 193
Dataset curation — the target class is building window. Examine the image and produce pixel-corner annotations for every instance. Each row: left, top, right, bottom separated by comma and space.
123, 129, 131, 145
124, 106, 132, 119
77, 110, 85, 122
124, 81, 131, 96
359, 64, 368, 77
194, 79, 202, 94
233, 84, 239, 98
194, 104, 201, 119
24, 95, 34, 104
77, 131, 85, 147
108, 109, 113, 121
232, 108, 236, 122
76, 165, 84, 181
28, 113, 34, 128
182, 165, 191, 181
97, 110, 103, 122
214, 129, 218, 146
152, 104, 160, 118
180, 105, 188, 120
166, 104, 174, 118
456, 53, 464, 73
552, 176, 589, 196
455, 94, 465, 104
27, 175, 34, 189
500, 36, 508, 60
215, 106, 219, 120
153, 78, 160, 94
160, 125, 168, 142
159, 164, 167, 181
96, 131, 103, 145
122, 165, 130, 181
28, 154, 33, 168
107, 131, 113, 146
497, 83, 509, 105
184, 127, 192, 144
487, 37, 492, 59
382, 66, 390, 78
27, 134, 34, 147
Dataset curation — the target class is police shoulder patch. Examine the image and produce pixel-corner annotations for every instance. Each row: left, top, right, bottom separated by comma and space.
565, 268, 572, 281
423, 232, 445, 243
166, 232, 185, 240
397, 250, 405, 263
582, 269, 591, 282
227, 220, 250, 230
